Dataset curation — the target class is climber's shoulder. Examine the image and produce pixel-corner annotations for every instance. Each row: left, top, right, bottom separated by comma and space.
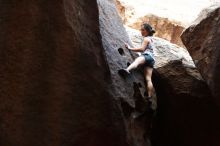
142, 37, 150, 46
143, 37, 150, 43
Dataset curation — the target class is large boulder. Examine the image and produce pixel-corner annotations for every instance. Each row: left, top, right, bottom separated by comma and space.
126, 27, 220, 146
98, 0, 155, 146
181, 4, 220, 106
126, 27, 194, 68
0, 0, 128, 146
152, 60, 220, 146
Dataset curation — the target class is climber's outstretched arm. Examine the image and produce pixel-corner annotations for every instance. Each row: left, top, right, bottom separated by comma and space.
125, 38, 149, 52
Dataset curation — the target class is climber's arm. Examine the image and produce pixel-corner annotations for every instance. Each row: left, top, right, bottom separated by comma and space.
125, 38, 149, 52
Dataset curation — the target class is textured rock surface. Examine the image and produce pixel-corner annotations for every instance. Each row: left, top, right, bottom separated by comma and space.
181, 4, 220, 106
0, 1, 128, 146
126, 27, 220, 146
1, 0, 220, 146
98, 0, 154, 146
152, 60, 220, 146
115, 0, 127, 23
115, 0, 185, 47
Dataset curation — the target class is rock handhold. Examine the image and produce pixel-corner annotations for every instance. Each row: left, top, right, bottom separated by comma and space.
118, 69, 131, 78
98, 0, 156, 145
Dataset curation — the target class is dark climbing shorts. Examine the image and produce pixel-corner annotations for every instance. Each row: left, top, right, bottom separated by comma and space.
141, 53, 155, 68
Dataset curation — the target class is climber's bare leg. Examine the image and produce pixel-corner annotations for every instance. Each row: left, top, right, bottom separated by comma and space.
126, 56, 146, 72
144, 66, 154, 97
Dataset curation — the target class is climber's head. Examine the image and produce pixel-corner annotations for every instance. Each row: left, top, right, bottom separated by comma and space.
141, 23, 156, 37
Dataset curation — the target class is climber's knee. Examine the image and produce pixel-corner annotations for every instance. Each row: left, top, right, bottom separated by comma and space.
134, 56, 146, 65
145, 76, 152, 82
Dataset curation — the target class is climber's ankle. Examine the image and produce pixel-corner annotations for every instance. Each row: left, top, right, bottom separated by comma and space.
126, 69, 130, 73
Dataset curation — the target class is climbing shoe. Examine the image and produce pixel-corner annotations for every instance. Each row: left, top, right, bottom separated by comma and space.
146, 96, 153, 106
118, 69, 130, 78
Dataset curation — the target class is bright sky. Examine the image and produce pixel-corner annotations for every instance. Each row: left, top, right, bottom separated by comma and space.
120, 0, 219, 25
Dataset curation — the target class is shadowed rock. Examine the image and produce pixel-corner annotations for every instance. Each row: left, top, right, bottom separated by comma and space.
181, 4, 220, 107
152, 60, 220, 146
0, 0, 129, 146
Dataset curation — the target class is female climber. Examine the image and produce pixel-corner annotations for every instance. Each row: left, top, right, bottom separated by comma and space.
119, 23, 156, 102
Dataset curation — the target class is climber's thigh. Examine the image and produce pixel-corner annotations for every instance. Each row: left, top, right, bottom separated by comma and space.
134, 56, 146, 65
144, 67, 153, 81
